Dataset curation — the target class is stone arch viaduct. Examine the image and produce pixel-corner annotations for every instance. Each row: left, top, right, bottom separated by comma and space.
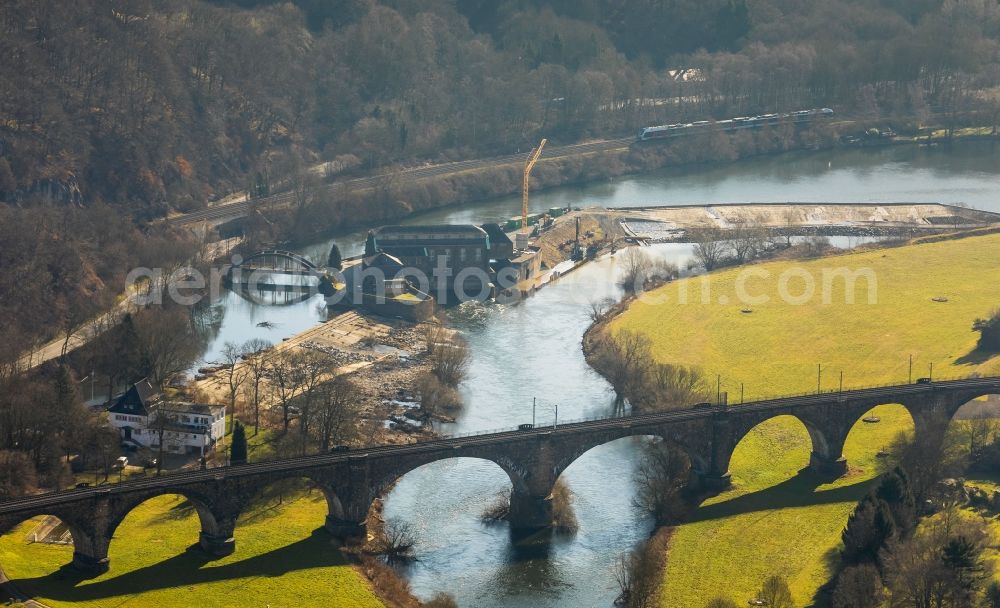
1, 377, 997, 576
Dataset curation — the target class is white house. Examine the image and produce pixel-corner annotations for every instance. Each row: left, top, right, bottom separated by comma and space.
108, 380, 226, 457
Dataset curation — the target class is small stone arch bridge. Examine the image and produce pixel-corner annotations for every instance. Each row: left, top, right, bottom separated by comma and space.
1, 377, 997, 576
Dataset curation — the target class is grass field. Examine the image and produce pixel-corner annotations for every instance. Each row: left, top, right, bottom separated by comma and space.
0, 484, 382, 608
611, 233, 1000, 606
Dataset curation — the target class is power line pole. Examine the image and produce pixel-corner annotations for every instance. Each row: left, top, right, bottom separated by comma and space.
817, 363, 822, 394
908, 354, 913, 383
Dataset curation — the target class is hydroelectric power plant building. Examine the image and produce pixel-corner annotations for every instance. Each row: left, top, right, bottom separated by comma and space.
371, 223, 538, 303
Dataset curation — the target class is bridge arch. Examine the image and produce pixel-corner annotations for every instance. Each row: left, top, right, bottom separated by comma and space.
0, 512, 100, 574
726, 414, 818, 486
239, 474, 348, 535
375, 455, 530, 501
902, 389, 1000, 439
375, 456, 529, 533
841, 403, 914, 474
553, 434, 691, 528
108, 489, 229, 558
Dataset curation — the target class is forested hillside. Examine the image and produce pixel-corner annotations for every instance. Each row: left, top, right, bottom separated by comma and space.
2, 0, 1000, 363
2, 0, 999, 218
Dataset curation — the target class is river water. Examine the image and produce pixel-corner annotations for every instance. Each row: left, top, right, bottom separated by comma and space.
193, 141, 1000, 607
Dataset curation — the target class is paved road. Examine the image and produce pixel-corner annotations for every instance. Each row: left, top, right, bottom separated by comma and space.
3, 377, 996, 514
18, 295, 138, 373
167, 137, 635, 227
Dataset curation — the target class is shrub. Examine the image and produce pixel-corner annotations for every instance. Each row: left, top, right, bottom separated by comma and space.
550, 479, 578, 532
424, 593, 458, 608
972, 308, 1000, 350
416, 372, 462, 414
425, 328, 471, 387
831, 563, 884, 608
757, 575, 794, 608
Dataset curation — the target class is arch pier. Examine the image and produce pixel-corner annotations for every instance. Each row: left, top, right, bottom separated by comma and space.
0, 378, 994, 576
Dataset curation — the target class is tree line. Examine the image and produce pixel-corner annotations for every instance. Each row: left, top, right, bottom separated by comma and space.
3, 0, 1000, 216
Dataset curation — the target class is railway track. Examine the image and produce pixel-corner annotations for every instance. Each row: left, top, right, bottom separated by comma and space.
2, 377, 996, 514
168, 137, 635, 227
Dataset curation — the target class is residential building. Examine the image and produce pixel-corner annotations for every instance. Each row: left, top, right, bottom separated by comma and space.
108, 380, 226, 456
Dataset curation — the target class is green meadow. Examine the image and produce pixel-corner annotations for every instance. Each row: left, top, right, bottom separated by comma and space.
611, 233, 1000, 605
0, 487, 381, 608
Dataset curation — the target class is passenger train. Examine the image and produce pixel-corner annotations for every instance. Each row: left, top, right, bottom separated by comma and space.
637, 107, 834, 141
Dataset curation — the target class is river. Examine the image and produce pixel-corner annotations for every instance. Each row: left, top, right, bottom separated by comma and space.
192, 140, 1000, 607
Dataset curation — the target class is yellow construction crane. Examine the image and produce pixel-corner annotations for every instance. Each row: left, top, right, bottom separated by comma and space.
521, 138, 547, 233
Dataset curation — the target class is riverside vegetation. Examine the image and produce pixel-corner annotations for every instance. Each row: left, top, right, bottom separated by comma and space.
596, 232, 1000, 605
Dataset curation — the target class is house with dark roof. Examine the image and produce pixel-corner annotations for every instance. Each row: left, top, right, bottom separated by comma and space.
107, 380, 226, 457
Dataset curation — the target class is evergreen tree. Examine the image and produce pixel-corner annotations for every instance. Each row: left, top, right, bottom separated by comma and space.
875, 467, 916, 534
231, 421, 248, 465
842, 494, 878, 563
364, 230, 377, 256
872, 498, 897, 553
327, 242, 343, 269
941, 536, 986, 606
842, 494, 895, 563
985, 581, 1000, 608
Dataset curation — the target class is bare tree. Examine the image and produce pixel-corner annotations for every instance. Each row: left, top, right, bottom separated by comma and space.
217, 341, 251, 422
757, 576, 794, 608
589, 297, 616, 322
613, 535, 667, 608
634, 440, 691, 525
831, 564, 884, 608
132, 307, 201, 386
690, 227, 728, 271
242, 338, 273, 435
295, 350, 335, 453
0, 450, 37, 498
882, 507, 993, 608
588, 329, 653, 413
642, 364, 712, 411
426, 328, 471, 387
619, 247, 654, 293
268, 351, 304, 433
888, 414, 967, 505
964, 413, 998, 456
373, 520, 416, 561
314, 376, 358, 452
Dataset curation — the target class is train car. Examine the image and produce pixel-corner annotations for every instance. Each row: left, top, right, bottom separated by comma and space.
637, 107, 833, 141
637, 123, 686, 141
